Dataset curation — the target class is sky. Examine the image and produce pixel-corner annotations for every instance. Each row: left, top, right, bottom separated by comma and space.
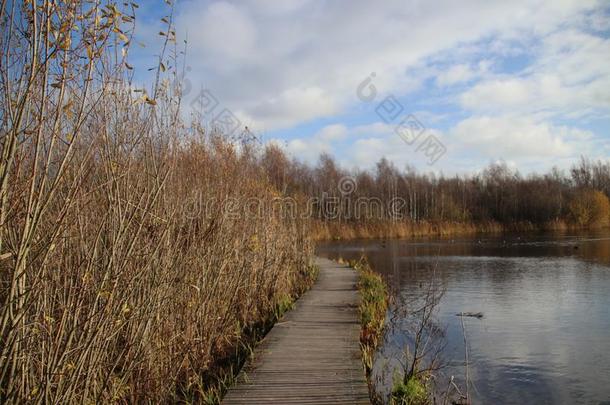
131, 0, 610, 175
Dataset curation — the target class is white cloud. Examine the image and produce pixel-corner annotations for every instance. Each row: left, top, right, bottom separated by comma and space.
246, 86, 339, 129
451, 115, 588, 158
266, 113, 605, 175
127, 0, 610, 174
436, 64, 477, 87
267, 121, 451, 171
247, 0, 311, 16
316, 124, 348, 141
458, 29, 610, 118
267, 123, 348, 163
446, 65, 475, 86
284, 138, 331, 162
169, 0, 604, 131
188, 2, 258, 63
350, 122, 394, 137
461, 79, 531, 110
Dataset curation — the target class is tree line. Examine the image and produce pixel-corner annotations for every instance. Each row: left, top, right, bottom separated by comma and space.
261, 145, 610, 230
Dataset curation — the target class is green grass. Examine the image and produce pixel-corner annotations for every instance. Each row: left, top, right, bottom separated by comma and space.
391, 375, 428, 405
274, 293, 295, 319
351, 257, 388, 374
351, 257, 431, 405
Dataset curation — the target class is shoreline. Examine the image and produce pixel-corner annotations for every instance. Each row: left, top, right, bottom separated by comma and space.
311, 220, 609, 242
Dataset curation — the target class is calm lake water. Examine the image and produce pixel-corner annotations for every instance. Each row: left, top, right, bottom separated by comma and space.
318, 231, 610, 405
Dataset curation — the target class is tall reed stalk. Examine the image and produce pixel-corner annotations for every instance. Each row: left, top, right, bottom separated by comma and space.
0, 1, 311, 402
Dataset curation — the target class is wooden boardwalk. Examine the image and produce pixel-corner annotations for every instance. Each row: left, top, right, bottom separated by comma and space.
223, 257, 370, 404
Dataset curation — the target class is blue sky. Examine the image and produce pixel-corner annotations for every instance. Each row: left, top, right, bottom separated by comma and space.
131, 0, 610, 174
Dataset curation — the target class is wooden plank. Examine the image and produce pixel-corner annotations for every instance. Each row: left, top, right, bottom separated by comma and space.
222, 257, 370, 404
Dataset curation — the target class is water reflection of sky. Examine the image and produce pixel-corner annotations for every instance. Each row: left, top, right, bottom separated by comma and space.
318, 232, 610, 404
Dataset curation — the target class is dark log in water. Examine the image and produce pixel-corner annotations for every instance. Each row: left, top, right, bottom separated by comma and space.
456, 312, 484, 318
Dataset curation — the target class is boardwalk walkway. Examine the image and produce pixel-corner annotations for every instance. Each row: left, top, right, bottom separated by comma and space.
223, 257, 370, 404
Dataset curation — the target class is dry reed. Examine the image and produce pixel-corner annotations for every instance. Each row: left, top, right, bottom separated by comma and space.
0, 1, 312, 402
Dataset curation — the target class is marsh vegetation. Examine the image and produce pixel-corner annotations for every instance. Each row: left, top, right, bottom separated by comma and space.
2, 1, 609, 404
0, 2, 312, 402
